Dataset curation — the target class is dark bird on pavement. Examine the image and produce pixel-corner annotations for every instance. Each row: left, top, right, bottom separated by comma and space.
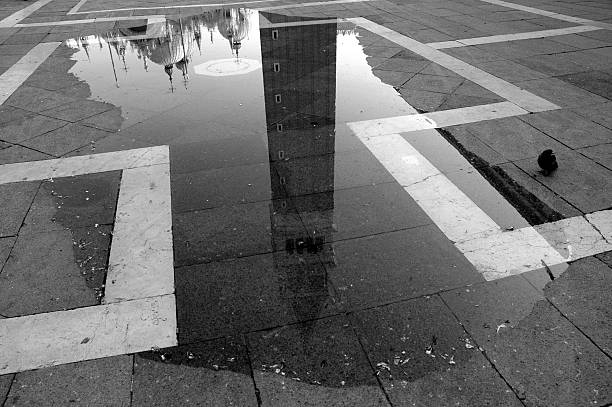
537, 149, 558, 176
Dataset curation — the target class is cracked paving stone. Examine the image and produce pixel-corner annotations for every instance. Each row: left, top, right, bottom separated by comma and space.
441, 276, 612, 407
248, 315, 389, 406
544, 257, 612, 356
352, 296, 522, 407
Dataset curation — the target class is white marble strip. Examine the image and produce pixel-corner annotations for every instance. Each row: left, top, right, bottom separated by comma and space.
457, 227, 567, 281
357, 133, 501, 242
104, 164, 174, 303
427, 25, 602, 49
0, 294, 177, 375
348, 102, 527, 138
67, 0, 91, 15
0, 0, 55, 28
535, 210, 612, 261
0, 146, 169, 185
459, 209, 612, 280
0, 42, 61, 105
478, 0, 612, 30
350, 18, 560, 113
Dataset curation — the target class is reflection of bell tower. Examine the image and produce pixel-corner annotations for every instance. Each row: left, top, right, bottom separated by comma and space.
260, 13, 337, 336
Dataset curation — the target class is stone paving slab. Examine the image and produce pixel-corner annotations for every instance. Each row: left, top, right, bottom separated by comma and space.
248, 315, 390, 406
132, 337, 259, 406
352, 296, 522, 406
441, 273, 612, 407
4, 355, 132, 406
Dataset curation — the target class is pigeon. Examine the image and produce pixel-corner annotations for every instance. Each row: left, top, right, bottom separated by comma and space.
537, 149, 558, 176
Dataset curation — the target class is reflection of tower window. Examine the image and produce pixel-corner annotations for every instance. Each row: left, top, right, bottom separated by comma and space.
278, 150, 285, 160
280, 176, 286, 185
275, 94, 282, 103
272, 30, 279, 40
273, 62, 280, 72
276, 123, 283, 132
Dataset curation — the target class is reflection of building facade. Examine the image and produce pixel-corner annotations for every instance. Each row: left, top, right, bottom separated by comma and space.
260, 13, 337, 330
66, 9, 252, 90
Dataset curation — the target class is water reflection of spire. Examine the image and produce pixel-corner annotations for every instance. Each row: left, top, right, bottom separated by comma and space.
71, 9, 253, 89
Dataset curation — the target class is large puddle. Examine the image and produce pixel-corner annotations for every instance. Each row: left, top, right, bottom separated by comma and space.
64, 9, 530, 230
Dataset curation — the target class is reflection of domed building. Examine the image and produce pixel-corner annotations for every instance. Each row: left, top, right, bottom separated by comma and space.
216, 8, 250, 55
68, 9, 253, 91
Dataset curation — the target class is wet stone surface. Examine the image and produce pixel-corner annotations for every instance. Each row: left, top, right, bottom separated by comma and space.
0, 2, 612, 406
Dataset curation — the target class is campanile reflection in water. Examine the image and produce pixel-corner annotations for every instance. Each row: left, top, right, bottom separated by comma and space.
260, 13, 337, 329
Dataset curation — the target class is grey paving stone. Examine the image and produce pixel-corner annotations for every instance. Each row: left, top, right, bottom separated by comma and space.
445, 46, 507, 64
375, 57, 430, 73
5, 355, 132, 407
596, 251, 612, 268
248, 315, 389, 407
5, 86, 74, 113
557, 70, 612, 100
549, 33, 612, 50
21, 171, 120, 233
0, 237, 15, 271
519, 109, 612, 149
0, 373, 13, 405
40, 100, 114, 123
300, 182, 432, 242
477, 59, 551, 83
173, 200, 290, 266
0, 106, 30, 126
328, 226, 482, 309
579, 143, 612, 170
441, 124, 509, 166
461, 117, 571, 161
437, 94, 502, 110
495, 162, 583, 218
514, 150, 612, 213
0, 181, 40, 237
362, 45, 402, 58
369, 69, 415, 87
170, 137, 269, 174
0, 145, 52, 164
2, 33, 47, 45
133, 338, 258, 406
171, 162, 273, 212
21, 123, 113, 157
399, 89, 447, 111
23, 71, 81, 92
452, 80, 504, 100
403, 73, 464, 94
0, 113, 67, 144
176, 253, 340, 342
572, 101, 612, 130
418, 62, 463, 78
512, 38, 580, 55
353, 296, 522, 407
515, 54, 591, 76
442, 280, 612, 407
545, 257, 612, 356
0, 227, 106, 317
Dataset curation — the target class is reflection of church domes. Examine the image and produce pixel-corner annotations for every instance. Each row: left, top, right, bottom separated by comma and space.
216, 9, 250, 53
145, 21, 194, 67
